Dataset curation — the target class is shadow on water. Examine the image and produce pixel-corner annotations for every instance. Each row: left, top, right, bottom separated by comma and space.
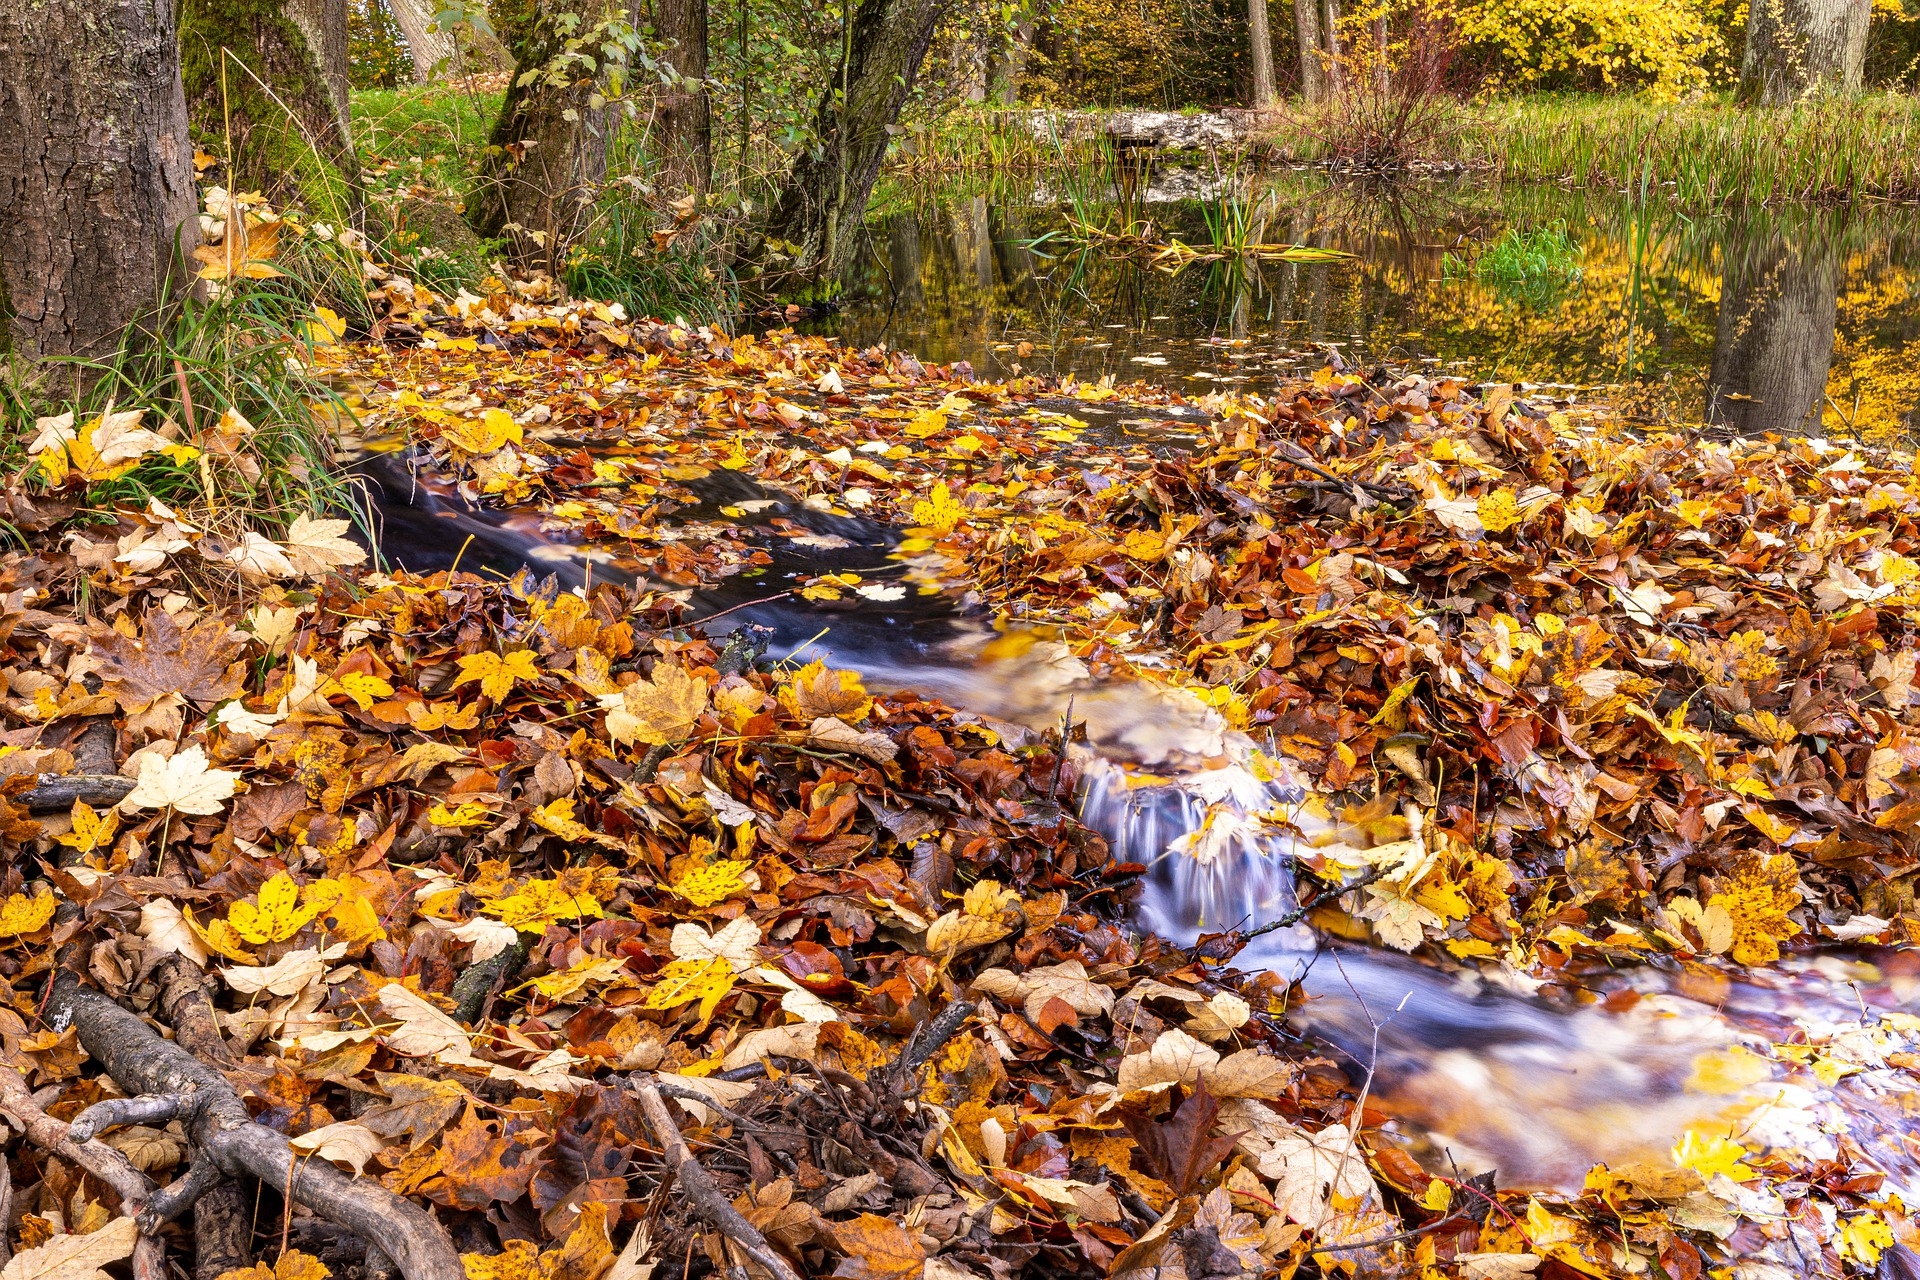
823, 166, 1920, 441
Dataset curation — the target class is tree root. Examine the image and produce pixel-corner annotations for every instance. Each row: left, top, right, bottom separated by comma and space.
46, 972, 464, 1280
0, 1064, 165, 1280
632, 1081, 803, 1280
151, 954, 253, 1280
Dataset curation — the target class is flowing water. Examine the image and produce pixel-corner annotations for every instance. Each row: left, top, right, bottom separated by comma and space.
350, 163, 1920, 1208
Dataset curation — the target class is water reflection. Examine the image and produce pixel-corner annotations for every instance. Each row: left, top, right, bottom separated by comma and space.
823, 169, 1920, 440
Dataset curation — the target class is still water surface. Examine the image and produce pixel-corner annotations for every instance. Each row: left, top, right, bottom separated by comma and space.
815, 168, 1920, 441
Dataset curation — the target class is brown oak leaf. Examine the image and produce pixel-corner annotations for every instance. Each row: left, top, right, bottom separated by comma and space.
92, 609, 245, 710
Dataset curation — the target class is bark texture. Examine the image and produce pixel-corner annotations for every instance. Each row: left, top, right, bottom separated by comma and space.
386, 0, 458, 78
1707, 224, 1839, 436
1247, 0, 1275, 106
987, 16, 1033, 105
49, 972, 464, 1280
1738, 0, 1869, 104
288, 0, 353, 139
656, 0, 711, 193
178, 0, 358, 212
0, 0, 201, 365
1291, 0, 1324, 101
763, 0, 946, 282
468, 0, 618, 274
152, 956, 254, 1280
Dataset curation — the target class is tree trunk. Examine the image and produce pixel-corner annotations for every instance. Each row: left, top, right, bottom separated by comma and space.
1321, 0, 1344, 94
1738, 0, 1868, 104
179, 0, 358, 217
1248, 0, 1275, 107
288, 0, 354, 146
386, 0, 456, 79
0, 0, 201, 366
762, 0, 947, 283
1707, 220, 1839, 436
1292, 0, 1324, 101
468, 0, 617, 274
657, 0, 711, 194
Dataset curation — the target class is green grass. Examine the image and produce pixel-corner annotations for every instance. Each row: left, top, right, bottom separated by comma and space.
352, 83, 503, 199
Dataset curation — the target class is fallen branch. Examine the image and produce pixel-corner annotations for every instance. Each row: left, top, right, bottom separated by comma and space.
18, 773, 135, 812
0, 1065, 165, 1280
47, 972, 464, 1280
632, 1081, 803, 1280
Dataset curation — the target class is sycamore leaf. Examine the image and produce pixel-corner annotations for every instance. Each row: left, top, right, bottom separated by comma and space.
1, 1215, 138, 1280
224, 532, 299, 580
184, 906, 257, 965
140, 899, 210, 965
1254, 1122, 1377, 1229
669, 860, 752, 908
911, 483, 963, 535
283, 514, 367, 576
57, 802, 118, 854
289, 1121, 386, 1174
126, 745, 240, 815
377, 984, 472, 1057
602, 663, 708, 746
1116, 1028, 1218, 1094
453, 650, 541, 700
489, 877, 605, 933
670, 917, 761, 971
781, 661, 873, 722
227, 872, 318, 944
0, 891, 56, 937
643, 956, 736, 1022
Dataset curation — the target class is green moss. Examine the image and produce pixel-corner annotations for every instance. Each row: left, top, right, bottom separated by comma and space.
179, 0, 356, 219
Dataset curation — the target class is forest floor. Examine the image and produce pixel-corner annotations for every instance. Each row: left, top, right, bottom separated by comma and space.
0, 232, 1918, 1280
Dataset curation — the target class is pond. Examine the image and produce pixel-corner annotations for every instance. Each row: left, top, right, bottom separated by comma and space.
814, 165, 1920, 441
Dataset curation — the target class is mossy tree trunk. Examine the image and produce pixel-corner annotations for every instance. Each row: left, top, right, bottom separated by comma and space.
468, 0, 619, 275
178, 0, 358, 217
1738, 0, 1869, 104
0, 0, 201, 366
762, 0, 946, 283
657, 0, 711, 194
987, 14, 1032, 105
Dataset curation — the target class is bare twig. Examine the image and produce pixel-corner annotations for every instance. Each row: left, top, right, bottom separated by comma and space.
632, 1081, 803, 1280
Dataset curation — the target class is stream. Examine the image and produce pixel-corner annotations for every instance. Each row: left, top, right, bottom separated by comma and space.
337, 158, 1920, 1221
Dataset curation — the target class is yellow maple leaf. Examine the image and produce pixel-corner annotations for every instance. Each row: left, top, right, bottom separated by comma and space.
1674, 497, 1719, 529
527, 955, 636, 1002
490, 877, 606, 933
193, 217, 285, 281
1838, 1213, 1894, 1265
57, 801, 119, 854
227, 871, 318, 944
1475, 488, 1522, 534
453, 650, 541, 700
428, 801, 495, 828
1707, 853, 1803, 965
302, 878, 389, 948
911, 483, 963, 536
601, 662, 708, 746
463, 1242, 537, 1280
442, 409, 523, 456
0, 891, 56, 937
184, 905, 258, 964
305, 306, 347, 347
670, 860, 752, 908
323, 672, 394, 711
529, 798, 594, 843
1671, 1128, 1754, 1181
643, 956, 736, 1022
778, 660, 871, 722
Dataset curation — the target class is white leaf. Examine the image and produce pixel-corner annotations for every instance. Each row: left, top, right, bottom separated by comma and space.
1254, 1122, 1377, 1228
749, 966, 844, 1023
224, 947, 339, 997
450, 915, 519, 963
606, 1225, 655, 1280
376, 984, 471, 1058
2, 1216, 139, 1280
671, 917, 761, 971
90, 410, 171, 467
652, 1073, 753, 1124
722, 1022, 823, 1070
214, 700, 285, 737
806, 716, 898, 762
1457, 1256, 1541, 1280
701, 778, 759, 827
289, 1120, 387, 1173
139, 899, 209, 966
1116, 1029, 1219, 1095
816, 368, 844, 394
28, 412, 76, 456
125, 745, 239, 815
1424, 495, 1482, 535
221, 531, 298, 580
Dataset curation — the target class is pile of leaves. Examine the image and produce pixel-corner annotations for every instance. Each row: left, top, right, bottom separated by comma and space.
0, 293, 1916, 1280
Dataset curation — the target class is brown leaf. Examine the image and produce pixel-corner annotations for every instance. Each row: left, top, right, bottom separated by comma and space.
832, 1213, 925, 1280
92, 609, 245, 710
429, 1106, 546, 1209
1120, 1081, 1244, 1195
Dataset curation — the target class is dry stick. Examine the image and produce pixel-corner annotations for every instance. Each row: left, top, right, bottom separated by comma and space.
0, 1065, 165, 1280
46, 973, 463, 1280
631, 1082, 804, 1280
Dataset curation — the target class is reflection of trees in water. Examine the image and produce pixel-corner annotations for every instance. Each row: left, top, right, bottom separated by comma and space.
1707, 213, 1841, 436
829, 170, 1920, 429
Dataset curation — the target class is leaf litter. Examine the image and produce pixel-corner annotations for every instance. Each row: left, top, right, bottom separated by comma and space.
0, 254, 1912, 1280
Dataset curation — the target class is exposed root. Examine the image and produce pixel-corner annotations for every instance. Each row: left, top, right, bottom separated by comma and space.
47, 972, 464, 1280
633, 1081, 804, 1280
150, 954, 252, 1280
0, 1064, 165, 1280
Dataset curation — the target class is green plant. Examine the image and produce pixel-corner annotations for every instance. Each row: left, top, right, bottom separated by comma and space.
1443, 221, 1584, 306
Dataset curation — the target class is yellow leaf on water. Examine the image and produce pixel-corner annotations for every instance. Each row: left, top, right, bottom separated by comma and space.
442, 409, 523, 455
0, 891, 56, 937
453, 650, 541, 700
911, 482, 963, 536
